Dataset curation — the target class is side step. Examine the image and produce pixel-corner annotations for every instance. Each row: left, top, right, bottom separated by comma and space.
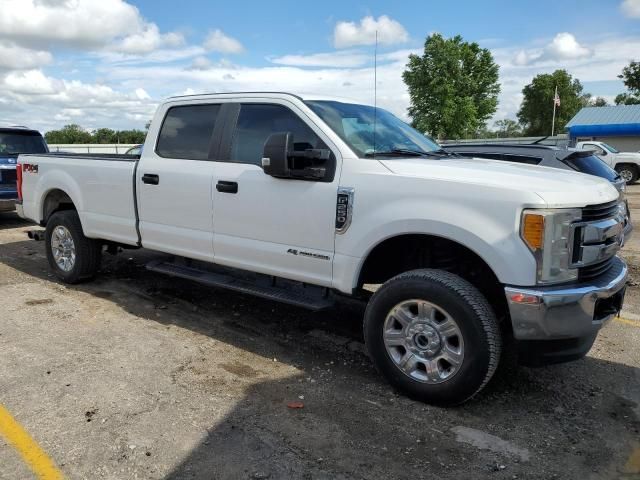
146, 260, 335, 311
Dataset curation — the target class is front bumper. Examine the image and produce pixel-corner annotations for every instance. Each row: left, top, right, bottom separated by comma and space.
505, 256, 627, 341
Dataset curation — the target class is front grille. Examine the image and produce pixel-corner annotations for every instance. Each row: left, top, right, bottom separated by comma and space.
575, 200, 623, 280
581, 200, 619, 221
579, 257, 615, 280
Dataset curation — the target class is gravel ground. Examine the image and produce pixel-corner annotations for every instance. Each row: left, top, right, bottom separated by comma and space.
1, 187, 639, 480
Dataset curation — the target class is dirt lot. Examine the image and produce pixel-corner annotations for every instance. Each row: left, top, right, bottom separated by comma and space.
1, 189, 640, 480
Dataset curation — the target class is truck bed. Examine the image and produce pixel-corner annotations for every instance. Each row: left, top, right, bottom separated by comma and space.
18, 153, 141, 246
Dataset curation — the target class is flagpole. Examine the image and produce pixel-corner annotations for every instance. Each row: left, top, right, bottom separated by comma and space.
551, 85, 558, 136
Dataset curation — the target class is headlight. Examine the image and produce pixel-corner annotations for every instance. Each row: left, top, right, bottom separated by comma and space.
521, 208, 581, 284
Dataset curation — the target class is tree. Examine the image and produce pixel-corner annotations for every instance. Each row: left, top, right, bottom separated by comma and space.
517, 70, 585, 136
403, 34, 500, 140
580, 93, 608, 107
615, 61, 640, 105
44, 125, 146, 144
44, 124, 93, 144
92, 128, 117, 144
592, 96, 608, 107
615, 93, 640, 105
494, 119, 522, 137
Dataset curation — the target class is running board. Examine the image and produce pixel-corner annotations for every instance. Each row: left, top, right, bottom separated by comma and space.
146, 260, 335, 311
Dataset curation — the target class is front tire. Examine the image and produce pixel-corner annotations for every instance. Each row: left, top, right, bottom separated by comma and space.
364, 269, 501, 406
45, 210, 102, 284
615, 164, 638, 185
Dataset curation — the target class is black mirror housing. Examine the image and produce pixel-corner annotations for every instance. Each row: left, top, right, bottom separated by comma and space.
262, 132, 292, 178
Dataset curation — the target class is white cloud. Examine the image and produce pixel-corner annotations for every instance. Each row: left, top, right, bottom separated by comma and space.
0, 69, 157, 131
203, 29, 244, 54
0, 42, 52, 69
333, 15, 409, 49
0, 0, 184, 55
512, 33, 592, 65
621, 0, 640, 17
189, 56, 214, 70
3, 70, 61, 95
544, 33, 592, 60
115, 24, 185, 55
270, 50, 369, 68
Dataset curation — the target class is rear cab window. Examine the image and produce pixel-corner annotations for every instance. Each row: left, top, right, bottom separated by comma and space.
156, 104, 220, 160
0, 129, 47, 155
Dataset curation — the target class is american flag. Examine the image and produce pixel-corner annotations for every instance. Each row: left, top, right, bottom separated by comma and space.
553, 90, 560, 107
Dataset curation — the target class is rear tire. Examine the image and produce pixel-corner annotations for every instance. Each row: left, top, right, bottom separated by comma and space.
615, 164, 638, 185
363, 269, 501, 406
45, 210, 102, 284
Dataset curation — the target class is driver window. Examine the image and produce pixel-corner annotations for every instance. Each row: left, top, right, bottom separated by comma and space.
230, 104, 326, 166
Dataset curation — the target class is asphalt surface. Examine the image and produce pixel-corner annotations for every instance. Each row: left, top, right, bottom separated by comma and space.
1, 187, 639, 480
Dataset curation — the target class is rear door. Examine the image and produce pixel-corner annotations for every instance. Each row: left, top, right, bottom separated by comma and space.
136, 102, 221, 261
211, 101, 340, 286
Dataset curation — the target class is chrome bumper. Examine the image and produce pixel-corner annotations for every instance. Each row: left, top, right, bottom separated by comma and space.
505, 256, 627, 340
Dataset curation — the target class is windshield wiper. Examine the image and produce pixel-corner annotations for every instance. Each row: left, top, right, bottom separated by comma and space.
365, 148, 433, 158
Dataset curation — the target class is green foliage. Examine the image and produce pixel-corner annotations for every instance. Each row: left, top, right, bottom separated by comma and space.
45, 125, 146, 144
517, 70, 584, 136
614, 92, 640, 105
492, 119, 522, 137
580, 94, 608, 107
619, 61, 640, 93
615, 61, 640, 105
403, 34, 500, 140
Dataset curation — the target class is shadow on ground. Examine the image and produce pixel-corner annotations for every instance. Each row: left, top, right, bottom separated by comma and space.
1, 236, 639, 479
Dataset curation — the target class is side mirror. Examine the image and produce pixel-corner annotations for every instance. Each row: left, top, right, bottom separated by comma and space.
262, 132, 292, 178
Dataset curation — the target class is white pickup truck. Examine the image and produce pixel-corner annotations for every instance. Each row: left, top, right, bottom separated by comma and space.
576, 140, 640, 184
17, 93, 629, 405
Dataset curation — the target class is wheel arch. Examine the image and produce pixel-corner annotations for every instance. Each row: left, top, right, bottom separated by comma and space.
40, 188, 77, 225
355, 232, 509, 321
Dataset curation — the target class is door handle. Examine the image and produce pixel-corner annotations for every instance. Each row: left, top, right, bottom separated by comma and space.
216, 180, 238, 194
142, 173, 159, 185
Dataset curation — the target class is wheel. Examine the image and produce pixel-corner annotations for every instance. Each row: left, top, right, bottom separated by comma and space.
363, 269, 501, 406
615, 164, 638, 185
45, 210, 102, 284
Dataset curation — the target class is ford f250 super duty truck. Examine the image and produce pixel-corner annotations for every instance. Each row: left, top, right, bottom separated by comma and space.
16, 93, 629, 405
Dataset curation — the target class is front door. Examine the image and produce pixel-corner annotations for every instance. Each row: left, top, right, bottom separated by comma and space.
137, 102, 220, 261
212, 102, 340, 286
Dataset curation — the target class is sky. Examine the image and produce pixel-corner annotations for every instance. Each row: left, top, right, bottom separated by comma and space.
1, 0, 639, 133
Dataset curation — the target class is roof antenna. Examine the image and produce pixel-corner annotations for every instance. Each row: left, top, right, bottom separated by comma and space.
373, 30, 378, 158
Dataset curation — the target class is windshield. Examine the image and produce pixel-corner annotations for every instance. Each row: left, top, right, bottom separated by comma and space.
601, 142, 619, 154
564, 153, 619, 182
0, 130, 47, 155
305, 100, 440, 157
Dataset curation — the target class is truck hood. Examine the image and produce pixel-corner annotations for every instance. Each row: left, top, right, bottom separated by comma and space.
379, 156, 619, 207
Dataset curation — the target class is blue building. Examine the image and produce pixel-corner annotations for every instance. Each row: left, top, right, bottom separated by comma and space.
566, 104, 640, 151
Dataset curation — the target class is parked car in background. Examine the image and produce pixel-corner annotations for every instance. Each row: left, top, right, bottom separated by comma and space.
16, 93, 629, 405
0, 126, 48, 212
125, 144, 142, 156
444, 143, 632, 237
575, 141, 640, 184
